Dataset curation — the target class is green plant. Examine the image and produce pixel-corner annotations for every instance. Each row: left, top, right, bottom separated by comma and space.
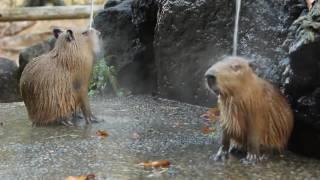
89, 57, 124, 97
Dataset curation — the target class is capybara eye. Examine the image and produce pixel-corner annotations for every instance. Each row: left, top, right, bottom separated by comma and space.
206, 74, 216, 88
82, 31, 89, 36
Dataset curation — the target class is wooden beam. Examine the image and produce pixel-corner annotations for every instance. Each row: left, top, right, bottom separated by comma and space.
0, 5, 104, 22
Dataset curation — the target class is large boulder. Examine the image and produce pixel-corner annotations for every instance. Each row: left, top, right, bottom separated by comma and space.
154, 0, 292, 106
18, 38, 55, 81
95, 0, 293, 105
283, 1, 320, 159
0, 57, 22, 102
94, 0, 156, 94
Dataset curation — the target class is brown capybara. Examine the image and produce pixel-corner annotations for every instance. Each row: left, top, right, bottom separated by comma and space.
20, 28, 100, 126
205, 56, 294, 162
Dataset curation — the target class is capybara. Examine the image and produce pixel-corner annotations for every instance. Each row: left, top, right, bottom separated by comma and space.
20, 27, 100, 126
205, 56, 294, 162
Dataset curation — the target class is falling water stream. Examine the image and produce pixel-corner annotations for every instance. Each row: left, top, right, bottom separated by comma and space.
232, 0, 241, 56
89, 0, 94, 29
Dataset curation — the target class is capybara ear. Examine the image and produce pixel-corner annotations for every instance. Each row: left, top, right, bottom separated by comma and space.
66, 29, 75, 42
231, 64, 241, 72
248, 61, 257, 71
53, 28, 63, 39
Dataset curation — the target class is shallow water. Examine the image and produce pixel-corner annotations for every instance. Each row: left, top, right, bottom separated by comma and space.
0, 95, 320, 179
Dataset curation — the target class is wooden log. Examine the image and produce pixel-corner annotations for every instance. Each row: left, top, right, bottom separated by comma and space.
0, 5, 103, 22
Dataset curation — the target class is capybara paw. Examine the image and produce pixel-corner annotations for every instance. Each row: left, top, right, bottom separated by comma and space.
229, 144, 244, 153
85, 118, 92, 125
85, 116, 96, 124
61, 119, 74, 126
229, 146, 246, 157
91, 118, 102, 123
246, 153, 258, 162
211, 147, 229, 161
90, 115, 104, 123
240, 153, 266, 164
212, 152, 228, 161
73, 113, 83, 119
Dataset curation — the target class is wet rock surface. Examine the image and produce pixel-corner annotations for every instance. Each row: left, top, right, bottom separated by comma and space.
0, 57, 21, 102
154, 0, 292, 106
18, 38, 55, 80
1, 96, 320, 179
283, 1, 320, 159
95, 0, 155, 94
95, 0, 296, 106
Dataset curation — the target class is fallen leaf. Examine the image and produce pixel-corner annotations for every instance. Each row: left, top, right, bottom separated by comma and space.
201, 126, 215, 134
96, 130, 109, 139
66, 173, 95, 180
201, 107, 220, 121
139, 160, 171, 168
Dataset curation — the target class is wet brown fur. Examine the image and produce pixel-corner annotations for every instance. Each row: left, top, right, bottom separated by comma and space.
20, 28, 99, 126
206, 56, 294, 158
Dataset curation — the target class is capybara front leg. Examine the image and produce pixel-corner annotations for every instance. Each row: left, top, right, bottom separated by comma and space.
80, 94, 93, 124
212, 130, 230, 161
241, 135, 261, 164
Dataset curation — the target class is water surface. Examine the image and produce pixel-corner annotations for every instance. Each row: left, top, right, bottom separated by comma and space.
0, 96, 319, 179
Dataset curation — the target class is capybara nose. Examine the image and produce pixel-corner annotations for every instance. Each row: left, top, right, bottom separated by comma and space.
206, 74, 216, 88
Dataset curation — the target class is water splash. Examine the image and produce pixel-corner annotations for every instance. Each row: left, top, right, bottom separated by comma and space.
232, 0, 241, 56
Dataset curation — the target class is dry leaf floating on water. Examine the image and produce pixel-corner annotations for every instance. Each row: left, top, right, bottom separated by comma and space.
96, 130, 109, 139
201, 126, 215, 134
201, 107, 220, 121
66, 173, 95, 180
139, 160, 171, 168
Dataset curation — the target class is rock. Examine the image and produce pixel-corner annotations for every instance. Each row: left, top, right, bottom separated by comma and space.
283, 1, 320, 159
97, 0, 292, 105
94, 0, 155, 94
104, 0, 125, 8
0, 57, 22, 102
153, 0, 290, 106
96, 0, 303, 105
18, 38, 55, 81
131, 0, 158, 93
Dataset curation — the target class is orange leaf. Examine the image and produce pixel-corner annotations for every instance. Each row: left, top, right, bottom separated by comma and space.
201, 107, 220, 121
139, 160, 171, 168
201, 126, 215, 134
96, 130, 109, 139
66, 173, 95, 180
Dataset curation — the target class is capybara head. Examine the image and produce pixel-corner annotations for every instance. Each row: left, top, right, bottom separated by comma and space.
52, 27, 101, 54
205, 56, 255, 95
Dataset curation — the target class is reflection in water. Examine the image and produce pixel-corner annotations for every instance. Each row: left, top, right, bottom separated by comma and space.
0, 96, 320, 179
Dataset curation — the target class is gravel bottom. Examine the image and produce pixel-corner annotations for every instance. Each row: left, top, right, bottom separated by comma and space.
0, 95, 319, 179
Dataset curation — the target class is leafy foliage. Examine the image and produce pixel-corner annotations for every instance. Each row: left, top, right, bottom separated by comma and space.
89, 57, 124, 97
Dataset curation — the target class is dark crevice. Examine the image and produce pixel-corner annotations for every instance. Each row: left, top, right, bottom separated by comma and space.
285, 41, 320, 159
130, 0, 159, 94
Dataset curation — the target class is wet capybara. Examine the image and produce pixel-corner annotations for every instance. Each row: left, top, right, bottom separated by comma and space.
20, 28, 100, 126
205, 56, 294, 162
